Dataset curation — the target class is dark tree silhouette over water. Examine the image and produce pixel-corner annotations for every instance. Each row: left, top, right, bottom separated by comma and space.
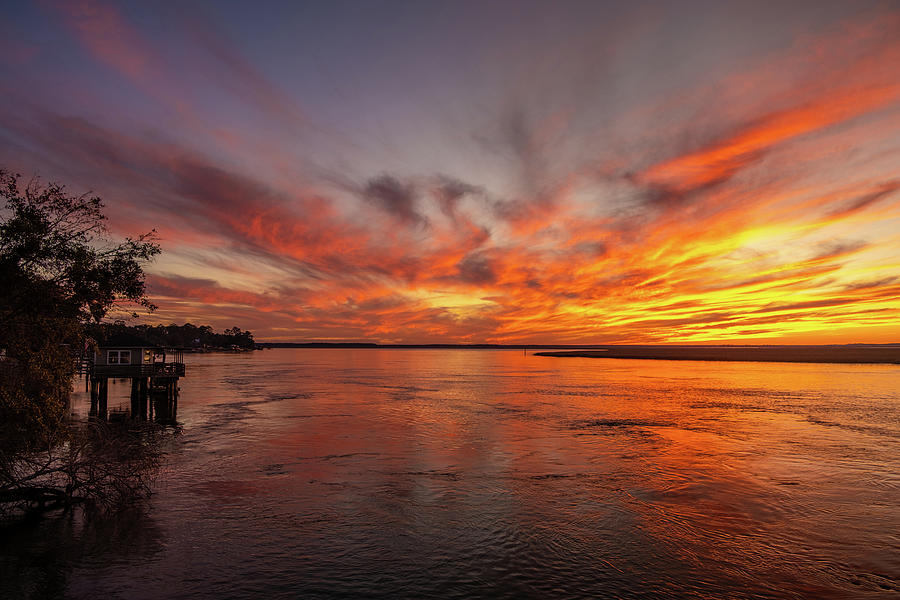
0, 170, 161, 517
86, 321, 256, 350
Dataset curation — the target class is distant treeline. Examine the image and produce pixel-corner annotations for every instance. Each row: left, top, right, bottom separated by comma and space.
257, 342, 610, 349
86, 322, 256, 350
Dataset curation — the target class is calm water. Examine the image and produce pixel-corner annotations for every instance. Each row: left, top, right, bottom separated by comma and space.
3, 349, 899, 599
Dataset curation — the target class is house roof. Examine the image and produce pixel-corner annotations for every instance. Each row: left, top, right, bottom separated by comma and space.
100, 332, 152, 347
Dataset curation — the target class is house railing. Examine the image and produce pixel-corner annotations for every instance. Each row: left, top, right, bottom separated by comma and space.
92, 362, 186, 378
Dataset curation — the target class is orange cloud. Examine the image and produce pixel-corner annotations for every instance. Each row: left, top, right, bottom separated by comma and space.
6, 4, 900, 343
640, 84, 900, 194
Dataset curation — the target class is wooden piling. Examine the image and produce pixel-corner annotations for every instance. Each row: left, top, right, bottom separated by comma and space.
98, 378, 108, 419
139, 377, 148, 419
89, 378, 99, 416
130, 378, 140, 418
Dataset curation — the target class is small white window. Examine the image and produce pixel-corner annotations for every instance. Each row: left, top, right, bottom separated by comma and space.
107, 350, 131, 364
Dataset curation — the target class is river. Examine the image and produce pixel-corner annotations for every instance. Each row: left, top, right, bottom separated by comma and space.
2, 349, 899, 598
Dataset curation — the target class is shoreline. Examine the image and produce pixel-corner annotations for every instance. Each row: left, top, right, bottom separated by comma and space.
533, 345, 900, 364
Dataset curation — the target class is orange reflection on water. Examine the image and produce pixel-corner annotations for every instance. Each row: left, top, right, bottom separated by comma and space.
64, 350, 900, 597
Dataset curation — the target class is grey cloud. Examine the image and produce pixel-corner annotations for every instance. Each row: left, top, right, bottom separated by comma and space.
433, 176, 481, 220
456, 252, 496, 285
364, 175, 428, 226
828, 181, 900, 219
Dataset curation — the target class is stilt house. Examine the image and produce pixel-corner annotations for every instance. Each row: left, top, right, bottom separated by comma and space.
86, 333, 185, 421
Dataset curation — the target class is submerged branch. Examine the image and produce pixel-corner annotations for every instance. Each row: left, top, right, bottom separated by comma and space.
0, 420, 165, 519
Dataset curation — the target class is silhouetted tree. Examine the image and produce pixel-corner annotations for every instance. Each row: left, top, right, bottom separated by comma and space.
84, 322, 257, 350
0, 170, 160, 516
223, 326, 255, 348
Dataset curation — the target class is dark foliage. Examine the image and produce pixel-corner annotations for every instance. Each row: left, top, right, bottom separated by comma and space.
0, 171, 159, 325
0, 421, 163, 519
0, 170, 160, 447
86, 322, 256, 350
0, 169, 161, 516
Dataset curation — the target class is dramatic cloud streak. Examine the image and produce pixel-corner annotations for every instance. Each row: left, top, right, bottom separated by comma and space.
1, 0, 899, 342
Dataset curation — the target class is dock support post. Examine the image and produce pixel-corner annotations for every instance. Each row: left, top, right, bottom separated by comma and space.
139, 377, 148, 419
130, 378, 140, 418
89, 378, 99, 416
98, 378, 108, 420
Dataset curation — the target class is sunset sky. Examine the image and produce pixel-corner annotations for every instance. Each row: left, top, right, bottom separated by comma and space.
2, 0, 899, 343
